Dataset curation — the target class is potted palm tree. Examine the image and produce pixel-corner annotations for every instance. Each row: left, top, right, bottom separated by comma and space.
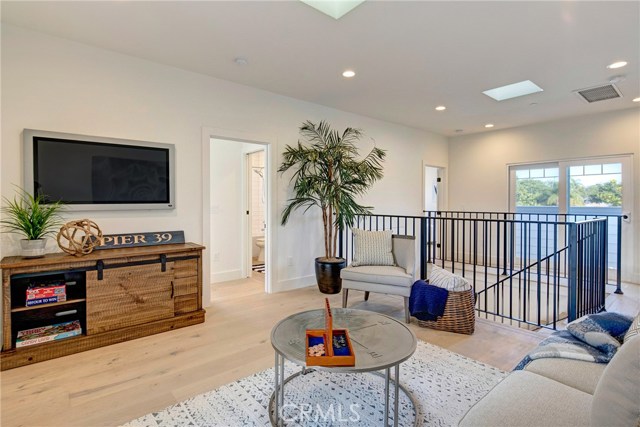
279, 120, 386, 294
1, 188, 65, 258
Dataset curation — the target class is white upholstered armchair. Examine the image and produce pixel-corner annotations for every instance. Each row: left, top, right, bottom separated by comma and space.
341, 234, 416, 323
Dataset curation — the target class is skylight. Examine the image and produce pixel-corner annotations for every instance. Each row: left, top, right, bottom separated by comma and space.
483, 80, 543, 101
300, 0, 366, 19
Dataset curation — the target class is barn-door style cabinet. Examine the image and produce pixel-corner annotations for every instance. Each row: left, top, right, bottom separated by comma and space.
1, 243, 205, 370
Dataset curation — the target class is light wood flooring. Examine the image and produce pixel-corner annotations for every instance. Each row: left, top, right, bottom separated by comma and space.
1, 275, 637, 427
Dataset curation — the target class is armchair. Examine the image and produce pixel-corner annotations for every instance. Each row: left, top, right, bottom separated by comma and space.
341, 235, 416, 323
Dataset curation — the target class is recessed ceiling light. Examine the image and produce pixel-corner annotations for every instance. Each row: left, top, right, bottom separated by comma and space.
435, 106, 446, 111
485, 124, 494, 128
234, 57, 248, 66
483, 80, 543, 101
342, 70, 356, 78
633, 97, 640, 102
607, 61, 627, 69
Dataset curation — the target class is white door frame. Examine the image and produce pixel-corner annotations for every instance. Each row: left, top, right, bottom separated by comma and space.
244, 152, 253, 278
201, 127, 276, 303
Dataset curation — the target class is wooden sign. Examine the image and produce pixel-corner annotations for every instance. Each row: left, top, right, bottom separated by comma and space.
94, 231, 185, 250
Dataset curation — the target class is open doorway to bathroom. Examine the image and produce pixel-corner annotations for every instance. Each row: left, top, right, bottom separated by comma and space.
209, 138, 269, 292
247, 149, 267, 278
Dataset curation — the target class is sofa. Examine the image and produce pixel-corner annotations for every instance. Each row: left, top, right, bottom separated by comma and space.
459, 330, 639, 426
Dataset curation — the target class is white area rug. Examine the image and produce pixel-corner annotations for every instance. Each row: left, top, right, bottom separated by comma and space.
123, 341, 507, 427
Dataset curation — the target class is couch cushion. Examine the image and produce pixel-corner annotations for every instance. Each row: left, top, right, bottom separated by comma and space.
341, 265, 412, 287
458, 371, 592, 427
591, 336, 640, 427
351, 228, 395, 267
524, 358, 606, 394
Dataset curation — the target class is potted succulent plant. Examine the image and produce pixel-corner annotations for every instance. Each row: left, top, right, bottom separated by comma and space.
1, 188, 65, 258
279, 120, 386, 294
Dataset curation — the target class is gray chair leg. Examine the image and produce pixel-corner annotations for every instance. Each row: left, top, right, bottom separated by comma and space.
342, 289, 349, 308
364, 291, 370, 301
404, 297, 410, 323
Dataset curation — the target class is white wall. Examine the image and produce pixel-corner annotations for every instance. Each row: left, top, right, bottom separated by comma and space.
209, 139, 245, 283
1, 25, 449, 299
448, 108, 640, 283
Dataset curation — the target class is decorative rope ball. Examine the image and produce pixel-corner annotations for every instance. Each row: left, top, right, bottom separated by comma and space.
57, 219, 103, 257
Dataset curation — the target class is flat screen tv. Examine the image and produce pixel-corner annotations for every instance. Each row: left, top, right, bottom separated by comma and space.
23, 129, 176, 211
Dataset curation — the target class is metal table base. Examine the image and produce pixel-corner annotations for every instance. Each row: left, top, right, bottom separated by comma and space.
269, 353, 419, 427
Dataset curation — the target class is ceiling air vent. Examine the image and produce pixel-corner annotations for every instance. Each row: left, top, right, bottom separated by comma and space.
575, 84, 622, 103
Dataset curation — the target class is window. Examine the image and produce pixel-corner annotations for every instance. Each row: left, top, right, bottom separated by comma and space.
569, 162, 622, 209
514, 167, 559, 208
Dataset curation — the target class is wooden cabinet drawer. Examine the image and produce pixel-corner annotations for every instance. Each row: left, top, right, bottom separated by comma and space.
86, 263, 174, 334
174, 295, 198, 315
173, 276, 197, 297
173, 259, 198, 278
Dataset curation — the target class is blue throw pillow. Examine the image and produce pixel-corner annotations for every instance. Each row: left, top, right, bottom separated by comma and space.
567, 312, 633, 358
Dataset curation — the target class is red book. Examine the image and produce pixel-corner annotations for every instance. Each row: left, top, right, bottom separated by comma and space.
26, 283, 66, 300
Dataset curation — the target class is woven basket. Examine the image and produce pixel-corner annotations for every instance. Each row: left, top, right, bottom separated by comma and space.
416, 287, 476, 335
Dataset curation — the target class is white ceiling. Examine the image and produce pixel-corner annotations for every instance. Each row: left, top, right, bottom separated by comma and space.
2, 1, 639, 136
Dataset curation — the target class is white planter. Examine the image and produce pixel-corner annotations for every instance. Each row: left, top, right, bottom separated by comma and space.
20, 239, 47, 258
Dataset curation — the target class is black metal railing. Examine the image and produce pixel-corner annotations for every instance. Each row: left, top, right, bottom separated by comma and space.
568, 218, 608, 321
475, 245, 569, 330
339, 211, 620, 330
422, 210, 624, 293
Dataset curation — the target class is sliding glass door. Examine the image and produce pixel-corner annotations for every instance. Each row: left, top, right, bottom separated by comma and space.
510, 156, 633, 272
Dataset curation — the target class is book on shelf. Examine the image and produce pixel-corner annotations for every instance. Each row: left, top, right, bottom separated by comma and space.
16, 320, 82, 348
25, 295, 68, 307
26, 282, 66, 301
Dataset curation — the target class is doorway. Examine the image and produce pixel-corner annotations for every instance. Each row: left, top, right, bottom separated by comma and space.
508, 155, 633, 277
423, 165, 444, 212
208, 137, 270, 293
246, 149, 267, 278
423, 164, 445, 258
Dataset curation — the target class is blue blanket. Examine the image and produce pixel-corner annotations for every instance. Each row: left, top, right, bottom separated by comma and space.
409, 280, 448, 321
514, 312, 632, 371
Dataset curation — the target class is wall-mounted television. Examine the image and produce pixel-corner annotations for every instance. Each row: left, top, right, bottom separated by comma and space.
23, 129, 176, 211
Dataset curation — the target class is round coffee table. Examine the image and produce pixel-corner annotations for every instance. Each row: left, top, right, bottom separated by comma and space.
270, 308, 418, 426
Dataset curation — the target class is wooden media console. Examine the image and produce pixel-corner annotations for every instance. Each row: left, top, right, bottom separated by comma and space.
1, 243, 205, 370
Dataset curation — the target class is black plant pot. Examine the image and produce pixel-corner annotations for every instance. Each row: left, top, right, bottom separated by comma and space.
314, 257, 347, 294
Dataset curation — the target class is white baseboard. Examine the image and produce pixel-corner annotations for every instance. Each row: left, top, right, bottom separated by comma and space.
272, 274, 316, 293
211, 269, 243, 283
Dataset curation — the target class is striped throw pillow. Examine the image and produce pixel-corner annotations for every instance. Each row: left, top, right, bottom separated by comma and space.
624, 314, 640, 343
351, 229, 395, 267
428, 264, 471, 291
